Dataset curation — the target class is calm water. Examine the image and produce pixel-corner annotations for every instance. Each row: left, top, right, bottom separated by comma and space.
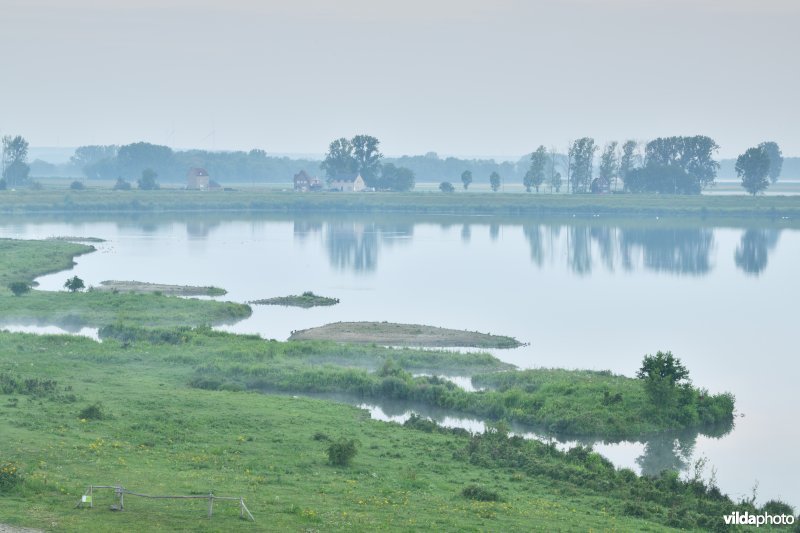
1, 214, 797, 506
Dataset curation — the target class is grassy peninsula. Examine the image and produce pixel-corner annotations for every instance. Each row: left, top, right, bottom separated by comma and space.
0, 329, 784, 532
0, 239, 250, 329
289, 322, 522, 348
97, 280, 227, 296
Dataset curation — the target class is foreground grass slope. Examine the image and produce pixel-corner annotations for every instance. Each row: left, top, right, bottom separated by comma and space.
0, 332, 791, 532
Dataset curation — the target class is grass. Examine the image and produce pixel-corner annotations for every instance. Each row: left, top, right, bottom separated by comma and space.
96, 280, 227, 297
0, 330, 789, 532
0, 238, 249, 329
1, 187, 800, 218
249, 291, 340, 308
289, 321, 523, 348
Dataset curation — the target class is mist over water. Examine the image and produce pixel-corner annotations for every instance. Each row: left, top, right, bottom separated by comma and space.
1, 214, 797, 506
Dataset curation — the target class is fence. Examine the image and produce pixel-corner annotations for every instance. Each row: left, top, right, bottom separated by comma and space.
75, 484, 255, 522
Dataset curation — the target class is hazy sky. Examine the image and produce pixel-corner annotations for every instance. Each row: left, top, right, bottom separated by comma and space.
1, 0, 798, 158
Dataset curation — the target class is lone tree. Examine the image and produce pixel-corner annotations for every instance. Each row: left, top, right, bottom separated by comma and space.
636, 351, 690, 407
8, 281, 31, 296
439, 181, 455, 193
489, 171, 501, 192
2, 135, 31, 187
736, 146, 771, 196
524, 146, 548, 193
460, 170, 473, 190
137, 168, 159, 190
64, 276, 85, 292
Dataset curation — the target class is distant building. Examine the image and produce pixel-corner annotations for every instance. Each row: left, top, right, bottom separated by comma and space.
187, 168, 210, 190
329, 173, 366, 192
293, 170, 322, 192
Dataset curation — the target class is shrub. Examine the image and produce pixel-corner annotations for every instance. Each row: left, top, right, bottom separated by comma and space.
7, 281, 31, 296
64, 276, 85, 292
79, 403, 104, 420
327, 438, 358, 466
113, 178, 132, 191
0, 462, 22, 491
761, 499, 795, 516
70, 180, 85, 190
462, 484, 501, 502
439, 181, 455, 193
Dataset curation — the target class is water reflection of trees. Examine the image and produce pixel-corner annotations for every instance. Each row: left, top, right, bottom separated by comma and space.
521, 224, 719, 276
636, 420, 734, 477
323, 222, 413, 273
734, 229, 781, 276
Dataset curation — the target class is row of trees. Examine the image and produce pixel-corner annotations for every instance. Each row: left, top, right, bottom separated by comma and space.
321, 135, 415, 191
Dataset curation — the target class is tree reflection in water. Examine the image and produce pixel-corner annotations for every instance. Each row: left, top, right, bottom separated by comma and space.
734, 229, 781, 276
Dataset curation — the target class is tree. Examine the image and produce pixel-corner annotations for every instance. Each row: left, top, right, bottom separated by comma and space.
736, 146, 770, 196
636, 351, 690, 407
379, 163, 415, 191
568, 138, 597, 193
644, 136, 719, 191
8, 281, 31, 296
2, 135, 31, 187
619, 140, 639, 191
548, 147, 561, 193
625, 165, 696, 194
439, 181, 455, 192
138, 168, 159, 190
758, 141, 783, 183
117, 142, 175, 180
489, 171, 501, 192
461, 170, 473, 190
598, 141, 619, 192
64, 276, 85, 292
71, 145, 119, 179
525, 146, 548, 193
351, 135, 383, 186
70, 180, 85, 190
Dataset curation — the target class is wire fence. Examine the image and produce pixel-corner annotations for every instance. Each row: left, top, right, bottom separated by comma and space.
75, 484, 255, 522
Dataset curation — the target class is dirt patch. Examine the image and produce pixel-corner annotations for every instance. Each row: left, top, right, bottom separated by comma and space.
289, 321, 522, 348
0, 524, 44, 533
96, 281, 226, 296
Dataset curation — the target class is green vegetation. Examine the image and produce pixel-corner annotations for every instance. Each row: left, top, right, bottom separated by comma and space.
7, 281, 31, 296
97, 281, 227, 297
64, 275, 85, 292
2, 188, 800, 218
249, 291, 339, 308
0, 239, 249, 329
289, 321, 522, 348
0, 330, 787, 531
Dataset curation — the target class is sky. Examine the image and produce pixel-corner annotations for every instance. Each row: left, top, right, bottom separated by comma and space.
1, 0, 798, 159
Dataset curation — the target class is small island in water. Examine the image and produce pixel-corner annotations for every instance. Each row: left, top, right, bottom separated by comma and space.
289, 321, 523, 348
97, 280, 227, 296
249, 291, 340, 308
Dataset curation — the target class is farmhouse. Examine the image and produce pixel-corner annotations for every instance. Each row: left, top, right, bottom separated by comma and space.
187, 168, 210, 190
293, 170, 323, 192
329, 173, 366, 192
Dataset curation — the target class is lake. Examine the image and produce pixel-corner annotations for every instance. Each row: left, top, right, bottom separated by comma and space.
1, 213, 797, 507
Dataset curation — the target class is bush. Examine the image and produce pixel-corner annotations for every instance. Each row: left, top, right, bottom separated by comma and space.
761, 499, 795, 516
462, 484, 501, 502
70, 180, 85, 190
79, 403, 104, 420
138, 168, 159, 190
113, 178, 132, 191
64, 276, 85, 292
7, 281, 31, 296
439, 181, 455, 193
327, 438, 358, 466
0, 462, 22, 491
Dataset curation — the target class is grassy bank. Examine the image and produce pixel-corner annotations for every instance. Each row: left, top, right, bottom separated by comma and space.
0, 330, 790, 532
289, 322, 522, 348
1, 188, 800, 218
